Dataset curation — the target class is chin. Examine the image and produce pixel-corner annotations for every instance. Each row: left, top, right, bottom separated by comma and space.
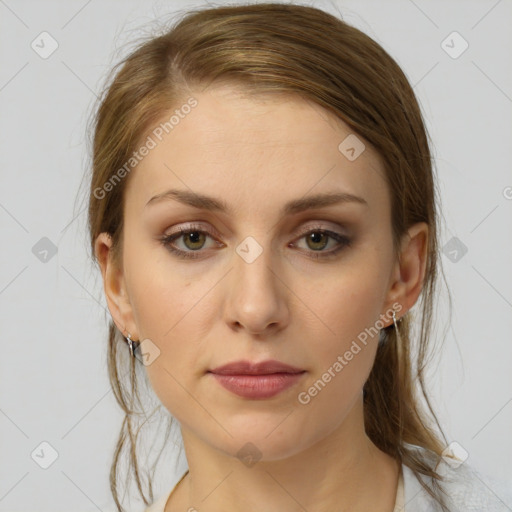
208, 415, 331, 464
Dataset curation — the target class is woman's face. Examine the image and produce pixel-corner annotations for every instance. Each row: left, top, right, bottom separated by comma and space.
99, 85, 421, 462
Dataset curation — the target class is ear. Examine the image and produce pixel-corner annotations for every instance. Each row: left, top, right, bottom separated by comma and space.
382, 222, 429, 324
94, 232, 138, 340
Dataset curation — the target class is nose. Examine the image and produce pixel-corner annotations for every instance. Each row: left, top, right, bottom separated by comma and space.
223, 237, 290, 336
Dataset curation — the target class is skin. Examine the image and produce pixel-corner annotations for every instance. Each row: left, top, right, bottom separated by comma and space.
95, 85, 428, 512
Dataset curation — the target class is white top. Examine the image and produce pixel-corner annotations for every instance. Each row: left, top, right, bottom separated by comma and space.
145, 456, 512, 512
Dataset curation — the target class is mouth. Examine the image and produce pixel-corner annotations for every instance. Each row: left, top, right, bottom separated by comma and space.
208, 360, 306, 399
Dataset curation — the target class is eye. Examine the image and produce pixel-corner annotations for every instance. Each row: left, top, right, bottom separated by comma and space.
291, 227, 351, 259
160, 224, 221, 260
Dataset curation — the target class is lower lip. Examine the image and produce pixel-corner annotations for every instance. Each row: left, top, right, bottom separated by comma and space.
209, 372, 305, 399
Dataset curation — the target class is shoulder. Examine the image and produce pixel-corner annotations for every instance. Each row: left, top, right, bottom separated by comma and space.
402, 446, 512, 512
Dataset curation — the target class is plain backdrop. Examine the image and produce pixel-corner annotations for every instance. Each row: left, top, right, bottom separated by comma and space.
1, 0, 511, 510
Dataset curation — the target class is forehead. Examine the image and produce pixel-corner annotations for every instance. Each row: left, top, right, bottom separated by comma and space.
126, 85, 389, 217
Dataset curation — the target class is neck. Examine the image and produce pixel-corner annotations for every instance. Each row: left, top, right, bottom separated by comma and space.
168, 399, 400, 512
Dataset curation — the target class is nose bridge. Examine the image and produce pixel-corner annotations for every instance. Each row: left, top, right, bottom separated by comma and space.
233, 233, 279, 296
226, 232, 289, 333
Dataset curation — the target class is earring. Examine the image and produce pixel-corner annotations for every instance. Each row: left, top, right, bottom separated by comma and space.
392, 310, 402, 344
126, 333, 138, 358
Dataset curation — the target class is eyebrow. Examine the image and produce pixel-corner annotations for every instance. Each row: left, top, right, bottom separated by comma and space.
145, 188, 367, 215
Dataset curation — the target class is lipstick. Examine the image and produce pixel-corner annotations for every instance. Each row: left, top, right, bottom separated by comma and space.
208, 360, 306, 399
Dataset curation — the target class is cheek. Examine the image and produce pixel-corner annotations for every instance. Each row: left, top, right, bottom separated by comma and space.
300, 286, 382, 402
123, 241, 219, 413
297, 246, 390, 396
293, 283, 383, 437
124, 235, 206, 337
311, 254, 389, 352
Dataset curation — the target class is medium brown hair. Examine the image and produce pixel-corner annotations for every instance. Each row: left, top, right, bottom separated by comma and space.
87, 3, 451, 510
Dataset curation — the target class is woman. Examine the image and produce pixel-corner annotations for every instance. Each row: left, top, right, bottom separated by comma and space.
88, 3, 510, 511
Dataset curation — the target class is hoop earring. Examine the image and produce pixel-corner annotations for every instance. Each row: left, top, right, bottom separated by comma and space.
126, 333, 138, 358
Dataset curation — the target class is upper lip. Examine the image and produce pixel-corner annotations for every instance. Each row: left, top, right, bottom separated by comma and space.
209, 360, 305, 375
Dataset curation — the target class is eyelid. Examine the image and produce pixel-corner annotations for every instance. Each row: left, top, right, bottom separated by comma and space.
164, 222, 219, 239
293, 222, 348, 237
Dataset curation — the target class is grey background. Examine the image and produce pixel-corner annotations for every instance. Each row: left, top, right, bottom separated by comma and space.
1, 0, 511, 510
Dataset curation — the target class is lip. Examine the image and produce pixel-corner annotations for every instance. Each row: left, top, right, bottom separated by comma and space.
208, 360, 306, 399
209, 359, 305, 375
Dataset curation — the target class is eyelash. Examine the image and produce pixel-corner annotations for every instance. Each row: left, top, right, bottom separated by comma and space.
159, 223, 351, 260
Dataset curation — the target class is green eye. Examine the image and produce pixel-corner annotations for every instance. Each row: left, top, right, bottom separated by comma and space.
305, 231, 329, 251
293, 229, 351, 259
161, 226, 218, 260
181, 231, 207, 251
